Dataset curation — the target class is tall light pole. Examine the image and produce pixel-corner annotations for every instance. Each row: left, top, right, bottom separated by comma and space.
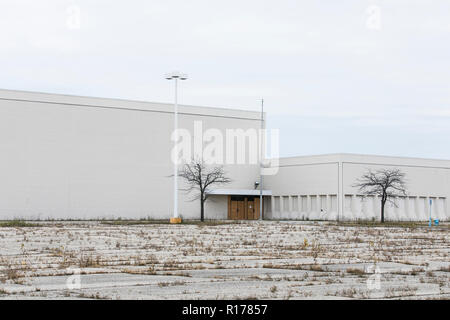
165, 71, 188, 223
259, 98, 264, 221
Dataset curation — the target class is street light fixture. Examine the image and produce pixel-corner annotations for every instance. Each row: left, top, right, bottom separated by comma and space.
166, 71, 188, 224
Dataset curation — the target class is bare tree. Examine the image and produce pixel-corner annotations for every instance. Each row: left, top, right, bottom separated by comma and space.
353, 168, 407, 223
178, 159, 231, 222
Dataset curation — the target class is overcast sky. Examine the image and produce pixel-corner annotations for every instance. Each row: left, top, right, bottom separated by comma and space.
1, 1, 449, 159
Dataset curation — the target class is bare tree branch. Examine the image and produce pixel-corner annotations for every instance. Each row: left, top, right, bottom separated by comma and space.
353, 168, 407, 223
178, 158, 231, 221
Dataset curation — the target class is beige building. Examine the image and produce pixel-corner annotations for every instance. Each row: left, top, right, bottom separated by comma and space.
0, 89, 449, 221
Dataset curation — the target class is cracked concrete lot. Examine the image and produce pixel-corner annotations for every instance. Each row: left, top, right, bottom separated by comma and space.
0, 220, 449, 299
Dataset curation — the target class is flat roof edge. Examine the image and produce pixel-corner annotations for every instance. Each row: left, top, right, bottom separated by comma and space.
207, 189, 272, 196
0, 88, 262, 120
273, 153, 450, 167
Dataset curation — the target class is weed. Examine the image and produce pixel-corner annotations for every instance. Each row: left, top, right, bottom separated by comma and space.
0, 220, 40, 228
346, 268, 366, 276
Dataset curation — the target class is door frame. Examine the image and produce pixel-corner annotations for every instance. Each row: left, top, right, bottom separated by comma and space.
228, 195, 262, 220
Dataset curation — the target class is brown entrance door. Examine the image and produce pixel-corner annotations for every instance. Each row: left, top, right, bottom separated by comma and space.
230, 199, 239, 220
238, 200, 245, 219
228, 196, 260, 220
246, 196, 260, 220
247, 200, 255, 219
229, 196, 245, 220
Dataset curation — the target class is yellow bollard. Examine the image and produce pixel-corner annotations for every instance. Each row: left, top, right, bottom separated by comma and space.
170, 217, 182, 224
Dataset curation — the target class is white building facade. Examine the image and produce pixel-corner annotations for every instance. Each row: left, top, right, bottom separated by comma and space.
264, 154, 450, 222
0, 89, 449, 221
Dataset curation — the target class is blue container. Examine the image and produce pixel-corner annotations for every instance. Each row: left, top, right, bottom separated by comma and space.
434, 219, 439, 226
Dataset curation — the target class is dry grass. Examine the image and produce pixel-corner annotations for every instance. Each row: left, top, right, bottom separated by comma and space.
0, 220, 448, 299
0, 220, 40, 228
101, 219, 238, 226
334, 220, 448, 230
346, 268, 366, 276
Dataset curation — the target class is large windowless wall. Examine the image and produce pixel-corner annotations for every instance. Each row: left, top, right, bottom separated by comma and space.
0, 89, 261, 220
341, 156, 450, 221
1, 89, 449, 221
265, 154, 450, 221
263, 156, 340, 220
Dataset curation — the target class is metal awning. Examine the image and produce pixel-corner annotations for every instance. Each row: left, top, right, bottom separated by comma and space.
206, 189, 272, 196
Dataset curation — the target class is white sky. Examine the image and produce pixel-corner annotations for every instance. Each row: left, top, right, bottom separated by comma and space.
1, 0, 449, 158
